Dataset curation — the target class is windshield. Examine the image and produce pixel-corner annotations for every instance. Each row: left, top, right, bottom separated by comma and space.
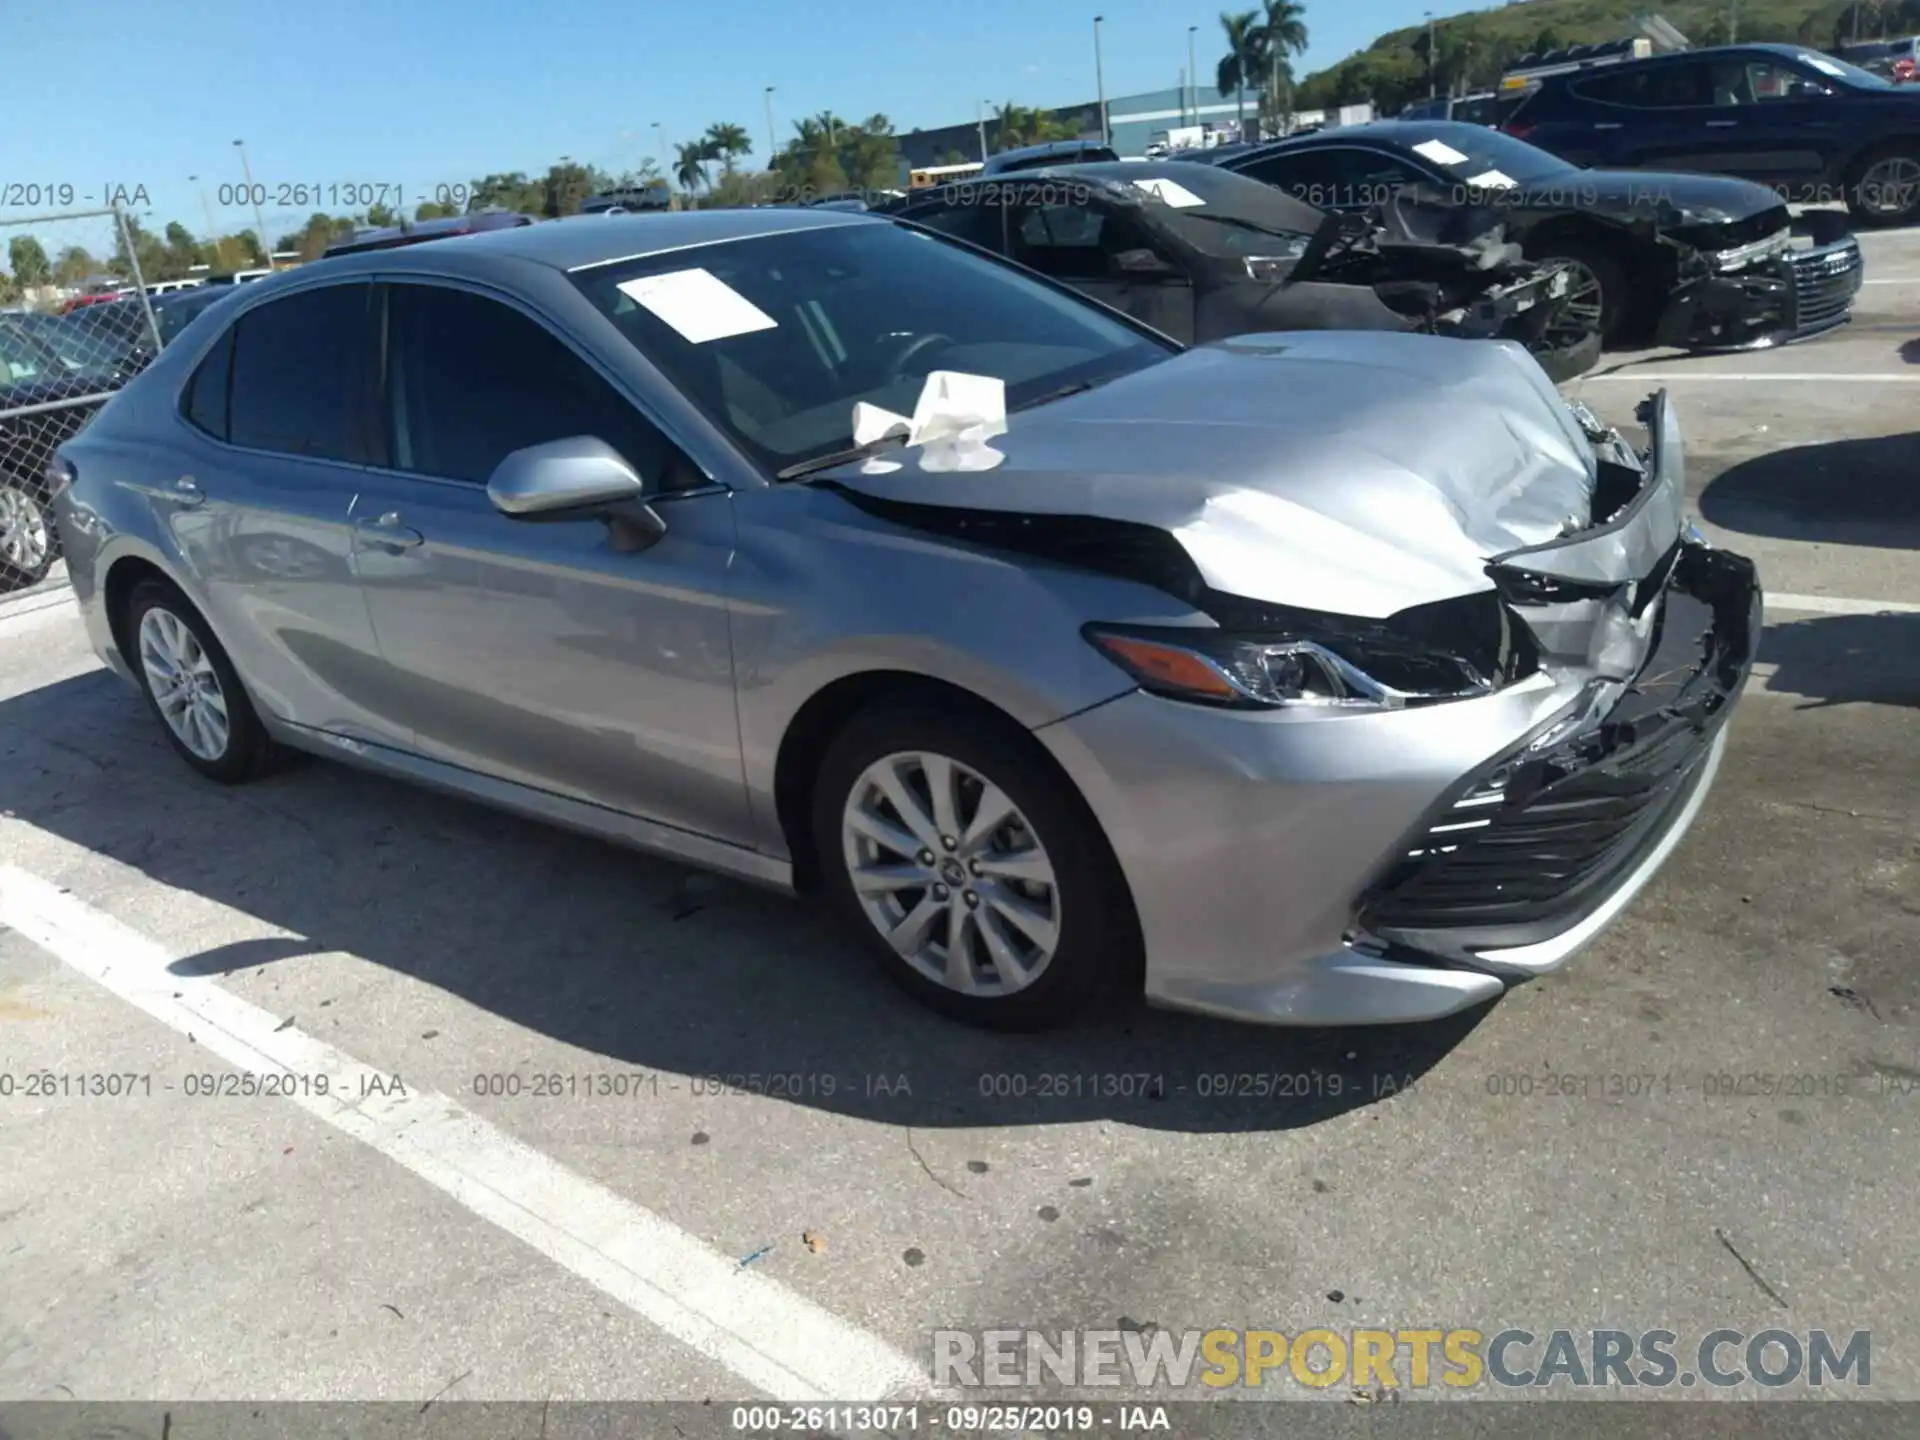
1791, 48, 1896, 88
1395, 125, 1574, 184
569, 220, 1172, 477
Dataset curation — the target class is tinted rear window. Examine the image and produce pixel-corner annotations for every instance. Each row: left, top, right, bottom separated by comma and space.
226, 284, 373, 461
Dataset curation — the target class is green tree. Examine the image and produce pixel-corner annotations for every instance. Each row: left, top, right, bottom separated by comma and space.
703, 122, 753, 174
162, 222, 200, 277
54, 246, 99, 285
844, 114, 901, 194
0, 270, 16, 305
1217, 10, 1264, 133
990, 102, 1079, 150
8, 235, 51, 289
365, 202, 398, 227
675, 140, 714, 195
414, 201, 459, 221
1255, 0, 1310, 132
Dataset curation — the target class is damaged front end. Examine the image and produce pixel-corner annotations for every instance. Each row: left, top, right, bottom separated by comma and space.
1656, 208, 1863, 350
1299, 203, 1593, 375
1353, 392, 1762, 968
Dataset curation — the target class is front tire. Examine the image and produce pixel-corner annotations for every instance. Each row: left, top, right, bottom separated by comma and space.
0, 480, 54, 591
811, 703, 1135, 1030
125, 579, 285, 783
1529, 239, 1629, 346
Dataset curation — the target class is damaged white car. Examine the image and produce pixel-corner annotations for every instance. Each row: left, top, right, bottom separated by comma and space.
54, 209, 1761, 1030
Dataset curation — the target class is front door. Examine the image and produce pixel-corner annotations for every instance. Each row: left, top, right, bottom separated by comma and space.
1005, 200, 1197, 343
348, 280, 753, 846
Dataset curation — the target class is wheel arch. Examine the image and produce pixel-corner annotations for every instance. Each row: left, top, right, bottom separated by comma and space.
772, 669, 1135, 926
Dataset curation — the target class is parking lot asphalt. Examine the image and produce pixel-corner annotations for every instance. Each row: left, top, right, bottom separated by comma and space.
0, 227, 1915, 1415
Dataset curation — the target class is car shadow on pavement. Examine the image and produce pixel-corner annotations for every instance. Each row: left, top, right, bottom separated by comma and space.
1699, 430, 1920, 547
1759, 612, 1920, 709
0, 669, 1493, 1134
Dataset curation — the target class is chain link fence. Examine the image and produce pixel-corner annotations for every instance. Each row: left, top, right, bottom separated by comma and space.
2, 205, 164, 592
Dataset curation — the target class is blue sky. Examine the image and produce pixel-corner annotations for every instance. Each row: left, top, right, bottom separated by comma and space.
7, 0, 1437, 253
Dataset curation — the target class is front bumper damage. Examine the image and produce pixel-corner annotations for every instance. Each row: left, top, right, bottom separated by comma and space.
1030, 390, 1759, 1027
1656, 211, 1864, 351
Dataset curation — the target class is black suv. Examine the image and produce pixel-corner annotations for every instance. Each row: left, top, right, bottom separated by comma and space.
1506, 43, 1920, 223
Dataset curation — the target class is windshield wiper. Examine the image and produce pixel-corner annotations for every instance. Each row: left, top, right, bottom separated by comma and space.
1009, 378, 1103, 413
775, 433, 909, 480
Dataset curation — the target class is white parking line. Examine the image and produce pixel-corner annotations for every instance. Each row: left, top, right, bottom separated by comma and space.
1859, 278, 1920, 284
1767, 592, 1920, 617
0, 860, 930, 1404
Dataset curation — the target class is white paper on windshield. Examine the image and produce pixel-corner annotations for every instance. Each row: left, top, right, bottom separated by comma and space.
1134, 177, 1206, 207
1464, 168, 1518, 189
1800, 53, 1846, 76
1412, 138, 1471, 166
846, 371, 1007, 473
615, 267, 777, 344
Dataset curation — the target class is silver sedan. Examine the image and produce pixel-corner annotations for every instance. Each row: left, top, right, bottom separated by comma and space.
52, 208, 1760, 1030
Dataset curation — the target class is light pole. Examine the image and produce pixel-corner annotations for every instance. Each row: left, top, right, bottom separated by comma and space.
1093, 15, 1109, 146
1187, 25, 1199, 127
764, 87, 777, 163
1425, 12, 1437, 99
232, 139, 273, 269
977, 100, 990, 161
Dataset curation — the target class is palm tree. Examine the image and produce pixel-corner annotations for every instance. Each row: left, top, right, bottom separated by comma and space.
675, 140, 712, 194
703, 122, 753, 174
992, 102, 1078, 150
1217, 10, 1263, 136
1255, 0, 1308, 134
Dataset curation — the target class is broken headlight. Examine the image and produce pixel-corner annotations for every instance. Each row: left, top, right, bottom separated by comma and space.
1083, 623, 1493, 711
1705, 228, 1791, 273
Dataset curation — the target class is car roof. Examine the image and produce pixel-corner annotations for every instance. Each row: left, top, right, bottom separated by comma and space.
261, 206, 879, 285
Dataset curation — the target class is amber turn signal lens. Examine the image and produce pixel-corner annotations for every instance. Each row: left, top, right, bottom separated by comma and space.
1088, 633, 1240, 701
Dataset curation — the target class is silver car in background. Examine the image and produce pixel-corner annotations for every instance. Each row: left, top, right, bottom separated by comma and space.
52, 210, 1760, 1030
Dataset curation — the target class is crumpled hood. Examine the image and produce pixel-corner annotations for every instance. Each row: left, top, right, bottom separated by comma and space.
825, 330, 1598, 618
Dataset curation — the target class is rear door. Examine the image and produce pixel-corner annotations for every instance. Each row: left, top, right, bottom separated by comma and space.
166, 282, 400, 742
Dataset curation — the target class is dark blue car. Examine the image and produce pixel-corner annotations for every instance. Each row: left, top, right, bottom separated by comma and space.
1503, 43, 1920, 224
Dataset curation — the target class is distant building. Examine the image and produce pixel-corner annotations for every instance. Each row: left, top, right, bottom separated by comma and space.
897, 83, 1371, 172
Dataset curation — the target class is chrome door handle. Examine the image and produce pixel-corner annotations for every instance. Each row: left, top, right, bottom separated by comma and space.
173, 475, 205, 507
1593, 122, 1623, 130
1705, 120, 1738, 128
353, 511, 425, 550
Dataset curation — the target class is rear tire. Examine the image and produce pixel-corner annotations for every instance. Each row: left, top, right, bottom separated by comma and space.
0, 479, 54, 592
1844, 145, 1920, 227
811, 702, 1136, 1031
124, 579, 286, 784
1529, 239, 1630, 346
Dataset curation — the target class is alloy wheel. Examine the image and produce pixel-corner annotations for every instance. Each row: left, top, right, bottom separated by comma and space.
137, 606, 231, 761
1858, 156, 1920, 218
1550, 259, 1606, 336
841, 750, 1062, 997
0, 487, 49, 574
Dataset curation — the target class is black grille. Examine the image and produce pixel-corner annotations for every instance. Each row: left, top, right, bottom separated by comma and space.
1359, 546, 1759, 948
1787, 241, 1863, 336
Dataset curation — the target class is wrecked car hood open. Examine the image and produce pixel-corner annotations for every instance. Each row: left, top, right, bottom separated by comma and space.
820, 332, 1681, 619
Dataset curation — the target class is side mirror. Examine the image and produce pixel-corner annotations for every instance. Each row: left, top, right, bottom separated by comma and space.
486, 435, 666, 550
1109, 247, 1180, 278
